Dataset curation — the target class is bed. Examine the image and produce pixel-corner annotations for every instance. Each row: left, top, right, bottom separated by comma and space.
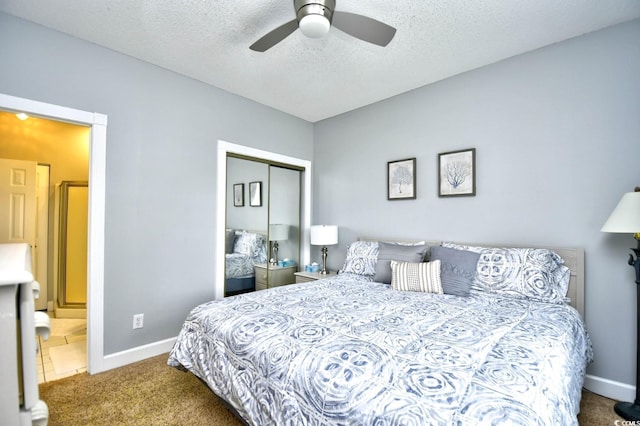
170, 239, 592, 425
224, 230, 268, 296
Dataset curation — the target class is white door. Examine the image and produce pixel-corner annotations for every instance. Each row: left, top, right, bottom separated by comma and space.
0, 158, 36, 245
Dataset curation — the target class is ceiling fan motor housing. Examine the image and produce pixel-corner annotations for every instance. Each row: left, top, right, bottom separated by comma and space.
295, 0, 336, 38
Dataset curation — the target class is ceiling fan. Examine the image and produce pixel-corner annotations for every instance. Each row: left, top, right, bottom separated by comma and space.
250, 0, 396, 52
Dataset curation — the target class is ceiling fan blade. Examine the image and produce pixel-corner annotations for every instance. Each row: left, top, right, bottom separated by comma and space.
332, 11, 396, 47
250, 19, 299, 52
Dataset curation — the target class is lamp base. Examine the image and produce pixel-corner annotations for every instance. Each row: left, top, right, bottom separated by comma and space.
320, 246, 329, 275
615, 401, 640, 421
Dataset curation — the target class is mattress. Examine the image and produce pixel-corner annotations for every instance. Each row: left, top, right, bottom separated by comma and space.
168, 275, 592, 425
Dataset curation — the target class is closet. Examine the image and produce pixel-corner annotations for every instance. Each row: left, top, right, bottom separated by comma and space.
225, 154, 302, 293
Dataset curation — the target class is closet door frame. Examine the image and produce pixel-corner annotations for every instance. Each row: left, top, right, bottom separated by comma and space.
216, 140, 311, 300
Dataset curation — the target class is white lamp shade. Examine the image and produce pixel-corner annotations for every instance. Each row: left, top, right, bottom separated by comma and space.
299, 14, 330, 38
601, 191, 640, 233
310, 225, 338, 245
269, 224, 289, 241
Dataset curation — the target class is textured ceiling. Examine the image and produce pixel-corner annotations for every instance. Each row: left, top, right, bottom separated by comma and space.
1, 1, 639, 122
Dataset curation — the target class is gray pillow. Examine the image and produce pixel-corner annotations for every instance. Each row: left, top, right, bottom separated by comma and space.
374, 242, 427, 284
225, 230, 236, 254
429, 246, 480, 296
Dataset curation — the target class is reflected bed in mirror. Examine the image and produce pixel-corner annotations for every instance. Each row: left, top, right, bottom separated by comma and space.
224, 229, 267, 297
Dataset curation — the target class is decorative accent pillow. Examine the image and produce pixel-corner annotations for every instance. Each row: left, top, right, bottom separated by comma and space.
442, 242, 570, 304
339, 241, 379, 276
233, 231, 266, 261
441, 242, 485, 254
390, 260, 443, 294
429, 246, 479, 296
225, 229, 236, 254
374, 242, 428, 284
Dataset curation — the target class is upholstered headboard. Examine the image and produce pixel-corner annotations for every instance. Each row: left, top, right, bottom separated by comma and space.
359, 237, 585, 318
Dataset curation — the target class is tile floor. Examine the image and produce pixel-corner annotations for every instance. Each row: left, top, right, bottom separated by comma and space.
37, 314, 87, 384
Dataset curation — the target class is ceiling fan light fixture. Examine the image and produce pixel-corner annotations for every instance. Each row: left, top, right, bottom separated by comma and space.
295, 1, 335, 39
250, 0, 395, 52
299, 14, 330, 38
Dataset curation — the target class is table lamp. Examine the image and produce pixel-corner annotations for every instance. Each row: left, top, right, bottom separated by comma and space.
310, 225, 338, 274
601, 187, 640, 420
268, 224, 289, 266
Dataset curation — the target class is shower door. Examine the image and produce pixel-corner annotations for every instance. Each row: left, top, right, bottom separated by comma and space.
57, 181, 88, 309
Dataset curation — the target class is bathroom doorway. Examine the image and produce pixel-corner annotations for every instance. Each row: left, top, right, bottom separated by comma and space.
0, 110, 90, 380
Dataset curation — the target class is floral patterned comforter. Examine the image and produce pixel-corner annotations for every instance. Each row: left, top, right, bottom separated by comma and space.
168, 275, 592, 425
225, 252, 255, 278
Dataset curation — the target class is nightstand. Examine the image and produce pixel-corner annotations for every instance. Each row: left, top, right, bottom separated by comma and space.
294, 270, 337, 283
254, 263, 297, 290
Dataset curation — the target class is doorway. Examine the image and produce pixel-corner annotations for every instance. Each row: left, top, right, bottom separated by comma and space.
0, 92, 108, 375
0, 111, 90, 381
0, 112, 90, 316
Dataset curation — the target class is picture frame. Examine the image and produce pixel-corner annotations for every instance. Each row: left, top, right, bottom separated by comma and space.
387, 158, 416, 200
438, 148, 476, 197
249, 181, 262, 207
233, 183, 244, 207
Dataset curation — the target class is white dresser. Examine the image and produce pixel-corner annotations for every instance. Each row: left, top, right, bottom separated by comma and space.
0, 243, 49, 426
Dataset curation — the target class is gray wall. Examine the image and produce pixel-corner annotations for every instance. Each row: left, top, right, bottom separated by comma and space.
0, 13, 313, 354
314, 19, 640, 386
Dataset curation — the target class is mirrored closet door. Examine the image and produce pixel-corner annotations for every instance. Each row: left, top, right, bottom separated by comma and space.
224, 154, 301, 296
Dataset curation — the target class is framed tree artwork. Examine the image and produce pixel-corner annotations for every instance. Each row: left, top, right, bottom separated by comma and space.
388, 158, 416, 200
233, 183, 244, 206
438, 148, 476, 197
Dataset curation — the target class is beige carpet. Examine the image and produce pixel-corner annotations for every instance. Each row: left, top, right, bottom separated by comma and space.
39, 353, 624, 425
579, 389, 625, 425
40, 353, 242, 426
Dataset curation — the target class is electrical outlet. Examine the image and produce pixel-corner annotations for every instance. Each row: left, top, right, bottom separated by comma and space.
133, 314, 144, 329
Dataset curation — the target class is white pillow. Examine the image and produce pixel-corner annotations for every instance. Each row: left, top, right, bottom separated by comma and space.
339, 241, 379, 276
390, 260, 443, 294
233, 231, 265, 259
441, 242, 569, 304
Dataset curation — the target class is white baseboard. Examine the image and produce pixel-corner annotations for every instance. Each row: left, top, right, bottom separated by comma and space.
97, 337, 177, 373
584, 374, 635, 402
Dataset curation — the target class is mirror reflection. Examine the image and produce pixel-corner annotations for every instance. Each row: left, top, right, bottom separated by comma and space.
224, 155, 301, 296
